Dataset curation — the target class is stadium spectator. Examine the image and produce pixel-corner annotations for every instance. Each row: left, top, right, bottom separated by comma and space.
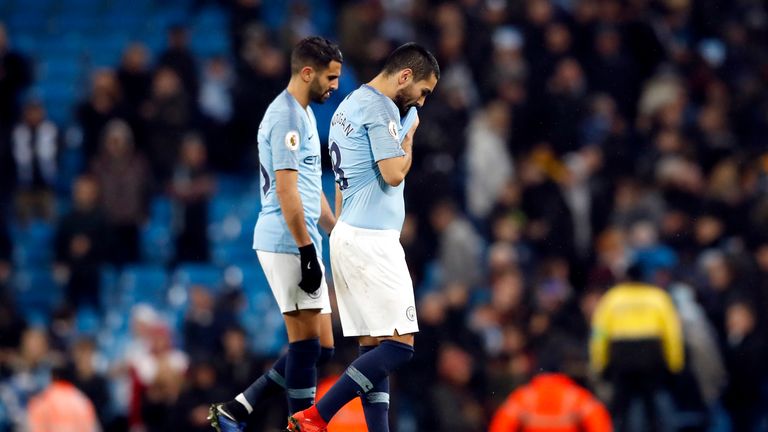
429, 344, 485, 432
130, 323, 188, 432
721, 300, 767, 431
540, 58, 589, 155
183, 285, 225, 360
465, 99, 514, 220
590, 264, 683, 431
0, 301, 26, 377
0, 22, 32, 203
0, 210, 11, 292
54, 176, 110, 309
143, 67, 192, 182
47, 306, 77, 357
168, 361, 227, 432
213, 326, 260, 398
167, 133, 215, 263
668, 282, 726, 427
70, 337, 111, 428
27, 363, 99, 432
158, 25, 199, 101
5, 329, 52, 417
429, 199, 483, 288
117, 43, 152, 129
91, 119, 151, 265
76, 69, 124, 161
489, 372, 612, 432
0, 22, 32, 131
585, 26, 639, 119
231, 32, 287, 169
11, 100, 58, 223
227, 0, 262, 63
198, 56, 236, 171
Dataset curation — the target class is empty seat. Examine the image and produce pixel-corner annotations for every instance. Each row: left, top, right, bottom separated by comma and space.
173, 263, 222, 292
11, 266, 63, 317
119, 265, 169, 308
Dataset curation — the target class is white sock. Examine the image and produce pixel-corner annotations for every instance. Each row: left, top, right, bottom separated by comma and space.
235, 393, 254, 414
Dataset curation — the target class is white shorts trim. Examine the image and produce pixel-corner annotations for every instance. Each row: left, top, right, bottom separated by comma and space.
330, 221, 418, 337
256, 250, 331, 314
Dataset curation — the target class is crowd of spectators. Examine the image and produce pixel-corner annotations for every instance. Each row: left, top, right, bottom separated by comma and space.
2, 0, 768, 431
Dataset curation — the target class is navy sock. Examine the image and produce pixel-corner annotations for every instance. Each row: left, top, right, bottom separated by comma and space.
286, 338, 321, 413
228, 354, 287, 421
317, 346, 335, 367
316, 340, 413, 422
359, 345, 390, 432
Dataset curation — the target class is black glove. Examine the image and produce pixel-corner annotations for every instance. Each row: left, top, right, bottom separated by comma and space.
298, 243, 322, 294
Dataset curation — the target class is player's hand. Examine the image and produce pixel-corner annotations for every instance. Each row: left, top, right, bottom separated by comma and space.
406, 112, 420, 139
298, 243, 322, 294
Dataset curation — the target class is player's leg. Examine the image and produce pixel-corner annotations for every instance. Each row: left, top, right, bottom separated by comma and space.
211, 251, 331, 430
318, 312, 335, 366
289, 224, 416, 431
357, 333, 415, 432
283, 309, 323, 413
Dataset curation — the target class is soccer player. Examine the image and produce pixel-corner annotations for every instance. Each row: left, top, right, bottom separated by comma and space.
208, 36, 342, 432
286, 43, 439, 432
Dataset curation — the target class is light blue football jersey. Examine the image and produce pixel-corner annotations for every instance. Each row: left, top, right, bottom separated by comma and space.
253, 90, 323, 254
329, 85, 413, 231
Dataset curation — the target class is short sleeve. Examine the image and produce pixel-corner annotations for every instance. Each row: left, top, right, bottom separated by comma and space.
365, 101, 406, 162
270, 110, 303, 171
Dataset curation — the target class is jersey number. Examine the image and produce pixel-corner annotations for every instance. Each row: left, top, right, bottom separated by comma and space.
329, 141, 349, 190
260, 163, 270, 195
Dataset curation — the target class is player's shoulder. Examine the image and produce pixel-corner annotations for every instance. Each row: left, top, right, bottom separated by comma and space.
265, 91, 296, 116
355, 86, 398, 119
264, 92, 305, 128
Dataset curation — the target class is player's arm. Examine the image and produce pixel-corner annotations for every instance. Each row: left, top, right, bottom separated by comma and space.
377, 114, 419, 186
271, 123, 322, 293
334, 184, 342, 219
275, 169, 312, 247
319, 192, 336, 234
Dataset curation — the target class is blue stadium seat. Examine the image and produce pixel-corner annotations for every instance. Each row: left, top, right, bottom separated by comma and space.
212, 243, 254, 267
119, 265, 169, 308
191, 31, 229, 57
11, 220, 55, 267
99, 266, 120, 310
150, 197, 173, 223
215, 174, 251, 198
37, 60, 84, 82
100, 13, 144, 33
12, 35, 40, 56
194, 6, 227, 28
52, 12, 100, 33
140, 222, 174, 264
11, 267, 64, 319
173, 263, 223, 292
7, 10, 47, 29
76, 306, 101, 335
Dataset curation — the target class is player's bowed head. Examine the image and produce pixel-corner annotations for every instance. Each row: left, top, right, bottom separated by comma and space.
288, 36, 343, 106
377, 42, 441, 116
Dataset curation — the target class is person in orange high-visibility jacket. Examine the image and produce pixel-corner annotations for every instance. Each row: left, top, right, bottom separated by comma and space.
27, 366, 100, 432
316, 374, 368, 432
489, 373, 612, 432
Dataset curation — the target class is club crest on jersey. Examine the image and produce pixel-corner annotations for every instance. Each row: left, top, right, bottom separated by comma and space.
285, 130, 300, 151
388, 120, 399, 140
406, 306, 416, 321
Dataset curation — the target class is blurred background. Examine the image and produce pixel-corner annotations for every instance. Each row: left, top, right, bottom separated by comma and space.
1, 0, 768, 431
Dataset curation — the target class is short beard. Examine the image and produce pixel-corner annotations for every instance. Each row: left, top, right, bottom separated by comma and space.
393, 88, 413, 116
309, 80, 329, 104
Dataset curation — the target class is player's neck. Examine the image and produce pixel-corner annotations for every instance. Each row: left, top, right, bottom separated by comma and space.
367, 74, 397, 100
286, 78, 310, 109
